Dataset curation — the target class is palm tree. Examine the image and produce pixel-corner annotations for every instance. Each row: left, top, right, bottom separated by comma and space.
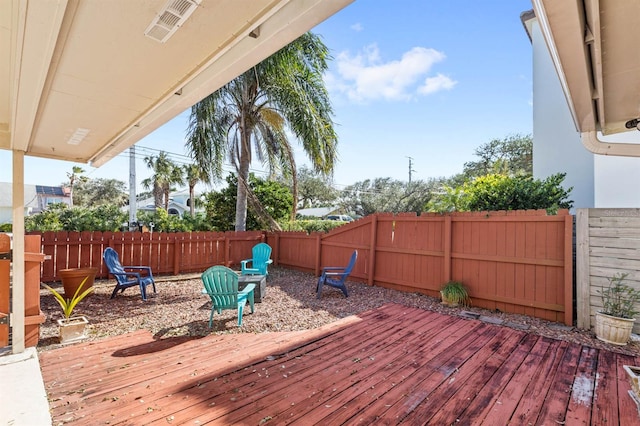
183, 163, 210, 216
186, 32, 338, 231
66, 166, 87, 206
142, 152, 183, 210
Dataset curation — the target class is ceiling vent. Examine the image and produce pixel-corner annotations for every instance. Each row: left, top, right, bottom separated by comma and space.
67, 128, 90, 145
144, 0, 201, 43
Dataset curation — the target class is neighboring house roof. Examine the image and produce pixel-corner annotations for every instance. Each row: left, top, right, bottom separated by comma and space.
0, 182, 54, 210
124, 190, 202, 217
297, 206, 340, 218
35, 185, 66, 196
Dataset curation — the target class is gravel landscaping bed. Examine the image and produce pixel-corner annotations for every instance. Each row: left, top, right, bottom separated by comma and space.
37, 266, 640, 356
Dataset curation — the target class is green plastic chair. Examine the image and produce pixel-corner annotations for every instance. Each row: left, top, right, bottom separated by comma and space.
241, 243, 273, 276
201, 265, 255, 327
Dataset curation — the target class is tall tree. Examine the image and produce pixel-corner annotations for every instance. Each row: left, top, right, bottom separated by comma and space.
296, 165, 338, 209
204, 174, 293, 231
65, 166, 88, 206
462, 134, 533, 179
73, 178, 127, 207
142, 152, 183, 210
340, 178, 441, 216
183, 163, 210, 216
186, 32, 338, 231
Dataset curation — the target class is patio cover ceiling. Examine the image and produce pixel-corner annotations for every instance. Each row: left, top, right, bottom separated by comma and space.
533, 0, 640, 156
0, 0, 353, 166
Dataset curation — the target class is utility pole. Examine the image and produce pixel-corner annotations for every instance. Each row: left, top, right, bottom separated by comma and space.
129, 146, 137, 230
406, 156, 416, 184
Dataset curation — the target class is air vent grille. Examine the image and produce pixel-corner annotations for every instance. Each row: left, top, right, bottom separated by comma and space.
144, 0, 201, 43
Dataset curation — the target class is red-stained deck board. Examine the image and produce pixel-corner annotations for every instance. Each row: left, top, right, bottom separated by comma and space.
592, 350, 620, 425
564, 346, 598, 425
535, 341, 582, 422
202, 310, 460, 426
370, 324, 504, 425
443, 332, 540, 422
460, 334, 556, 425
394, 326, 524, 425
133, 308, 451, 425
237, 314, 466, 426
38, 303, 640, 425
278, 315, 465, 425
509, 340, 571, 424
318, 321, 491, 426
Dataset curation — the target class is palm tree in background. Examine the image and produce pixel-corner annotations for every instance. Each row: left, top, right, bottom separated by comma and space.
183, 163, 210, 216
142, 152, 184, 211
186, 32, 338, 231
66, 166, 87, 206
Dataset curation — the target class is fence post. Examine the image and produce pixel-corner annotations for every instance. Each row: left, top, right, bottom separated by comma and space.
24, 235, 45, 347
273, 232, 280, 266
563, 213, 574, 326
315, 233, 322, 277
368, 215, 377, 286
576, 210, 590, 329
225, 234, 230, 267
173, 236, 181, 275
444, 215, 452, 282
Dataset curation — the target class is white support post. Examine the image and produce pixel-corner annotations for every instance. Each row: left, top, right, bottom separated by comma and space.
12, 150, 26, 353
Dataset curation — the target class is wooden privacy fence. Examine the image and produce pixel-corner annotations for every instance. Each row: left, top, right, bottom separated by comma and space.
33, 209, 574, 325
269, 210, 574, 325
33, 230, 266, 282
576, 208, 640, 333
0, 234, 46, 349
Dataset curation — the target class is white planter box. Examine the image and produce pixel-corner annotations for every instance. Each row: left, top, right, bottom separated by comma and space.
57, 316, 89, 344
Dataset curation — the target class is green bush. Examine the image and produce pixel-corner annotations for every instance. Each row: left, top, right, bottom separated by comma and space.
426, 173, 573, 214
280, 220, 346, 234
0, 223, 12, 232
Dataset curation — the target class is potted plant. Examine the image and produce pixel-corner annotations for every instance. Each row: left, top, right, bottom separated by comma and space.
42, 277, 93, 344
595, 272, 640, 346
440, 280, 470, 307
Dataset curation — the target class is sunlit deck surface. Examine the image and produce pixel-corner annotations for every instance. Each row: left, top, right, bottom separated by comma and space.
40, 303, 640, 425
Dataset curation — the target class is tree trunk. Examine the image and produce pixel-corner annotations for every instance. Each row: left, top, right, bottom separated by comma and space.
189, 185, 195, 217
235, 132, 250, 231
153, 184, 163, 209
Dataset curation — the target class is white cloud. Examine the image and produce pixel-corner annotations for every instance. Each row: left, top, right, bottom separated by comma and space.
418, 73, 457, 95
350, 22, 363, 32
330, 44, 456, 103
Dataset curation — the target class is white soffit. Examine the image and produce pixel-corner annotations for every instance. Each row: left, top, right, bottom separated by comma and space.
533, 0, 640, 156
0, 0, 354, 166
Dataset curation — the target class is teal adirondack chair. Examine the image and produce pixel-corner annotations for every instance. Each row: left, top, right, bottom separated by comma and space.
201, 266, 254, 327
241, 243, 273, 276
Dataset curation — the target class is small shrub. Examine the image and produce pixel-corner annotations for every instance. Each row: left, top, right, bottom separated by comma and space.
598, 273, 640, 319
440, 281, 470, 307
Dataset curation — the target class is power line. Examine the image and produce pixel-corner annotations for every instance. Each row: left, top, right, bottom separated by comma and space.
89, 144, 394, 195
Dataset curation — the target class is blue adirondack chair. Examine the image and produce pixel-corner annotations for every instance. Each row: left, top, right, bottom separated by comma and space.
103, 247, 156, 300
316, 250, 358, 299
202, 265, 255, 327
241, 243, 273, 276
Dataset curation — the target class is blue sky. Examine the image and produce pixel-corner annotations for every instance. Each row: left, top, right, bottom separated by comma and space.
0, 0, 534, 192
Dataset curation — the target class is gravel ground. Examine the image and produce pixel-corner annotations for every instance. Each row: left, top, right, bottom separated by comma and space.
37, 266, 640, 356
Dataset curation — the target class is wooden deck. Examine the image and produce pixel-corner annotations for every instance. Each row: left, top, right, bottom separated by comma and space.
40, 304, 640, 425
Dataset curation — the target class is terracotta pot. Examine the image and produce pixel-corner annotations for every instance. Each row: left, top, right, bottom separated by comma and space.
595, 311, 636, 346
59, 267, 97, 298
440, 290, 459, 307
